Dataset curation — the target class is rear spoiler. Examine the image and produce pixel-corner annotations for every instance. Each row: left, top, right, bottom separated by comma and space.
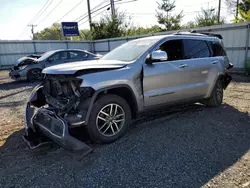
190, 30, 223, 39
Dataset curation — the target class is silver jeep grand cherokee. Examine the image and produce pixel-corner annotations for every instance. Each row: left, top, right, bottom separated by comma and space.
24, 32, 233, 151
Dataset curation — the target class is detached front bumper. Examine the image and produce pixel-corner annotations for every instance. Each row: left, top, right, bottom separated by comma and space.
24, 85, 92, 152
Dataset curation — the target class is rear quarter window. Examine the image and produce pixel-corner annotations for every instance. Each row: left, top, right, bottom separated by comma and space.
209, 41, 227, 56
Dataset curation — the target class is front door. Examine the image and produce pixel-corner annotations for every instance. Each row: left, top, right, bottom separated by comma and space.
143, 39, 188, 107
45, 51, 70, 67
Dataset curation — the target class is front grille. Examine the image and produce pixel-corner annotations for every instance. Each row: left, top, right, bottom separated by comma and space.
43, 77, 76, 99
42, 75, 82, 112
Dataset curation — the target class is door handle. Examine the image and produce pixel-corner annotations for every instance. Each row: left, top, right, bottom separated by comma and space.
179, 64, 188, 68
211, 61, 218, 64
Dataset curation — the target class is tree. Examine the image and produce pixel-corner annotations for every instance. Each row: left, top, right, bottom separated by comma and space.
91, 10, 129, 40
182, 21, 197, 29
126, 25, 163, 36
79, 29, 91, 40
156, 0, 183, 31
195, 8, 225, 27
225, 0, 250, 21
33, 23, 66, 40
233, 0, 250, 22
225, 0, 238, 15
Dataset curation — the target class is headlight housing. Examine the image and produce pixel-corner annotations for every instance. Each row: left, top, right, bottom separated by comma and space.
19, 65, 28, 70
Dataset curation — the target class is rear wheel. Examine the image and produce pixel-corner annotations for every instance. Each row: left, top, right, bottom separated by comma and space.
203, 79, 223, 107
27, 69, 42, 82
87, 94, 131, 144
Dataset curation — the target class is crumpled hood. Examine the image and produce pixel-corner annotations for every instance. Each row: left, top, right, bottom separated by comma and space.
15, 57, 38, 66
42, 60, 127, 75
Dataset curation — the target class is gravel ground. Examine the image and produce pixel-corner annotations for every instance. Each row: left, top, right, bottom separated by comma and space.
0, 70, 250, 188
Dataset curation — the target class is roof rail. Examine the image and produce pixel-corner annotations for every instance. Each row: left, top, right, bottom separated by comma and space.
190, 30, 223, 39
200, 32, 223, 39
174, 30, 223, 39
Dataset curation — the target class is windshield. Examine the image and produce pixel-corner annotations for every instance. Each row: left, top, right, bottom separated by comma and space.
101, 38, 159, 62
38, 51, 55, 61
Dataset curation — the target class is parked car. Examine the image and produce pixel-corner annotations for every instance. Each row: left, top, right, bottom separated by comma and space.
9, 49, 99, 81
24, 32, 233, 150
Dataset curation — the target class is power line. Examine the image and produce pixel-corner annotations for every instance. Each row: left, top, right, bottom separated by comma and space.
115, 0, 137, 5
37, 0, 63, 25
31, 0, 54, 24
56, 0, 85, 23
79, 9, 107, 26
182, 0, 218, 8
74, 0, 108, 22
78, 3, 111, 23
18, 0, 52, 37
78, 0, 136, 23
29, 0, 51, 24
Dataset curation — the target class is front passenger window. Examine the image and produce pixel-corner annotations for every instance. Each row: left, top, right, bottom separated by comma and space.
48, 53, 60, 62
158, 40, 183, 61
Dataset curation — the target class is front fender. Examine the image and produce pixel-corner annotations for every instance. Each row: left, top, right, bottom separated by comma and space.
83, 84, 139, 125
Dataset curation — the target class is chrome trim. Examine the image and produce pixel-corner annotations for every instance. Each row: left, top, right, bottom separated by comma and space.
70, 121, 86, 126
151, 50, 168, 61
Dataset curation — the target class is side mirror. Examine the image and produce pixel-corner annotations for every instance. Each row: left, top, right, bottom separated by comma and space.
151, 50, 168, 62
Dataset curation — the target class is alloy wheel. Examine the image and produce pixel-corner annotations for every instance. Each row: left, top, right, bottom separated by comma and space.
96, 103, 125, 137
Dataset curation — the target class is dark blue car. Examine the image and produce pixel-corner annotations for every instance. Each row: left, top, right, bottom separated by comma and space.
10, 49, 101, 81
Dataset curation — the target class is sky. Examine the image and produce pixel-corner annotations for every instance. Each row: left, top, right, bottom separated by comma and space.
0, 0, 232, 40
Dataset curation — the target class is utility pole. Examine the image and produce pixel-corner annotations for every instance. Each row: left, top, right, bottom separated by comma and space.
57, 29, 62, 40
87, 0, 92, 31
110, 0, 115, 17
236, 0, 239, 22
28, 24, 37, 39
218, 0, 221, 23
86, 0, 93, 52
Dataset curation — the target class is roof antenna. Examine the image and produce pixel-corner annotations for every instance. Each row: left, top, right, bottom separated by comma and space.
190, 30, 196, 33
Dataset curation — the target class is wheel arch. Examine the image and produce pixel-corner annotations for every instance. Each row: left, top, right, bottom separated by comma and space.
27, 68, 43, 81
207, 73, 225, 98
84, 84, 138, 125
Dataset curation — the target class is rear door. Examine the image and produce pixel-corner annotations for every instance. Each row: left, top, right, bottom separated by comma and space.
181, 39, 214, 97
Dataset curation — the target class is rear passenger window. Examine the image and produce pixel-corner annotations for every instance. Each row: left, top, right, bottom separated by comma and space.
69, 51, 88, 59
211, 42, 226, 56
183, 39, 210, 59
60, 51, 68, 60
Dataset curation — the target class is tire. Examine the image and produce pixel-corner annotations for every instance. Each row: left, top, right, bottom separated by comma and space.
87, 94, 131, 144
27, 69, 42, 82
203, 79, 223, 107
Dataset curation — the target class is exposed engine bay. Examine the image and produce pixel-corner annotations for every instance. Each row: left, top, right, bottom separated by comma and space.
41, 75, 95, 126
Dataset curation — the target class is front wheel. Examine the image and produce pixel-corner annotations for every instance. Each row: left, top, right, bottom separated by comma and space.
87, 94, 131, 144
27, 69, 42, 82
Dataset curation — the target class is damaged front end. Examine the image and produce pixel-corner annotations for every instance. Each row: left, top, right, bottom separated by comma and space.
23, 75, 94, 152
